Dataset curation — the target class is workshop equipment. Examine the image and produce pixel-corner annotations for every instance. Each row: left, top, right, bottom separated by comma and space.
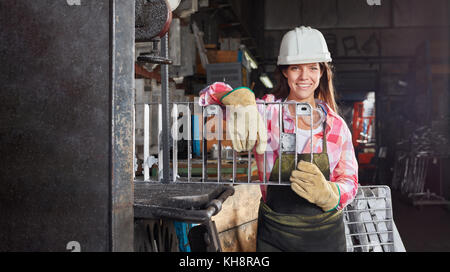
133, 0, 236, 252
391, 124, 450, 207
352, 100, 376, 183
0, 1, 135, 251
392, 151, 450, 207
136, 0, 173, 65
352, 101, 375, 147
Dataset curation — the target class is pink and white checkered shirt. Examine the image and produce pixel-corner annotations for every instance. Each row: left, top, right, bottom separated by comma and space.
199, 82, 359, 210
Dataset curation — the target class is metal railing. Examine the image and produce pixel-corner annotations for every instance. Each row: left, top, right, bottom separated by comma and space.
140, 101, 315, 185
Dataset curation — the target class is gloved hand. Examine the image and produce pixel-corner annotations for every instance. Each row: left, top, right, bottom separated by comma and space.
221, 87, 267, 154
289, 161, 340, 212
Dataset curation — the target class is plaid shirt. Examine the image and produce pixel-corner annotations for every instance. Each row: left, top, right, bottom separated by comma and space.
199, 82, 358, 210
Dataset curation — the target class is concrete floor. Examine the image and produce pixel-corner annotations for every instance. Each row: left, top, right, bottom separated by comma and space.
391, 190, 450, 252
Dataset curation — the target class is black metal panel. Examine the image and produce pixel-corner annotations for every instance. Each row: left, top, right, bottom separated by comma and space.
335, 71, 378, 92
0, 0, 134, 251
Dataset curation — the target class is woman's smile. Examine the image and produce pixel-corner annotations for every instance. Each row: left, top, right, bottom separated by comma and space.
295, 82, 313, 90
284, 63, 322, 104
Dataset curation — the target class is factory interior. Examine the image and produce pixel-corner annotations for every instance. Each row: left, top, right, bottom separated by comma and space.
0, 0, 449, 253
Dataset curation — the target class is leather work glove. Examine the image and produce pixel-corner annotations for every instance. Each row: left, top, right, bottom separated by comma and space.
221, 87, 267, 154
289, 160, 340, 212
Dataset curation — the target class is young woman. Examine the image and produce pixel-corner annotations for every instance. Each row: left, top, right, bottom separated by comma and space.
199, 26, 358, 252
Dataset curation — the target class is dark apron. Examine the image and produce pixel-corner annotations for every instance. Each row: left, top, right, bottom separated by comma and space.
256, 120, 346, 252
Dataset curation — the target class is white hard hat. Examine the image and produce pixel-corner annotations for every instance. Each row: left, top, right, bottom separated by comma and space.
277, 26, 332, 65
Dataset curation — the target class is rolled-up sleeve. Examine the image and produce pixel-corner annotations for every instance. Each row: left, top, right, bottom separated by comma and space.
198, 82, 233, 106
331, 123, 359, 210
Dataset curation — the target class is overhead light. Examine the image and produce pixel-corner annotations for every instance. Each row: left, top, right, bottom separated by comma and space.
244, 50, 258, 69
398, 80, 408, 87
259, 74, 273, 89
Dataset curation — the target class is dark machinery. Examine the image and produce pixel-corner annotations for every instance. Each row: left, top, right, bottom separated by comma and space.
136, 0, 173, 64
134, 183, 234, 252
133, 0, 234, 252
0, 1, 135, 251
0, 0, 232, 252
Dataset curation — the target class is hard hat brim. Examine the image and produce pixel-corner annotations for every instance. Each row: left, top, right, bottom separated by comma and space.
277, 53, 332, 65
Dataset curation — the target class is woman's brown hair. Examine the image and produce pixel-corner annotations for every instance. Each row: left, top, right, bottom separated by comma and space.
272, 62, 338, 113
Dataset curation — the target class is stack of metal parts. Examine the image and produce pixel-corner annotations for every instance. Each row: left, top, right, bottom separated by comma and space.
402, 156, 429, 195
391, 152, 429, 195
343, 186, 395, 252
391, 121, 449, 204
431, 118, 450, 157
410, 125, 449, 157
391, 151, 450, 206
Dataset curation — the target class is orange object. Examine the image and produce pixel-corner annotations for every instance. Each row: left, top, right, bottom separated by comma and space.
352, 102, 374, 147
358, 152, 375, 164
215, 50, 238, 63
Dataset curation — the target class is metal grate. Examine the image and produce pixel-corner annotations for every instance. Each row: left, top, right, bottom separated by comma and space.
137, 102, 403, 252
206, 63, 243, 88
140, 101, 315, 185
343, 185, 395, 252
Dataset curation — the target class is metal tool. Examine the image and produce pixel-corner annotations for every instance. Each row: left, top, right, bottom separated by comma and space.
135, 0, 173, 64
137, 38, 173, 64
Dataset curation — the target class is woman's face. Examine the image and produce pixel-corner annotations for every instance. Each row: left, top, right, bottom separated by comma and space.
283, 63, 323, 103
